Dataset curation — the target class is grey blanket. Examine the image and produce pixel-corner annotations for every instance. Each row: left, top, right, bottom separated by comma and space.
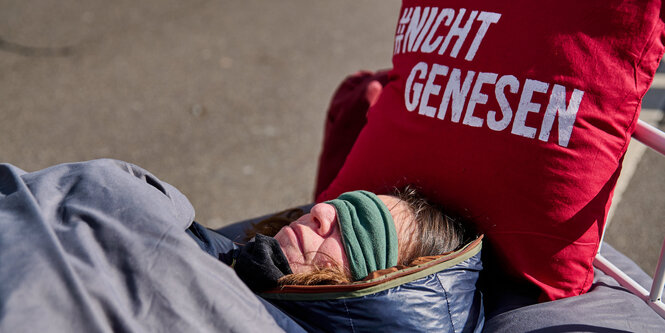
0, 159, 284, 332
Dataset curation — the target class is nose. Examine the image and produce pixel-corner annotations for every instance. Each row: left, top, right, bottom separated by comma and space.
308, 203, 337, 237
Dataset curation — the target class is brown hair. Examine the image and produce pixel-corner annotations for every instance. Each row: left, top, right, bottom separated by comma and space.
393, 186, 470, 266
242, 208, 305, 242
244, 187, 472, 286
276, 266, 350, 285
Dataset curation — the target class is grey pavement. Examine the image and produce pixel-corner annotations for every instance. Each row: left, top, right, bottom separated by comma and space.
1, 1, 663, 276
1, 0, 400, 226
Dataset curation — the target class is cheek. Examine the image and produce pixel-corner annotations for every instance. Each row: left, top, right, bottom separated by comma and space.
313, 238, 348, 269
274, 229, 289, 250
274, 230, 303, 270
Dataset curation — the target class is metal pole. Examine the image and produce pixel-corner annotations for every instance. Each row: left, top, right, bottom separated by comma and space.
650, 236, 665, 303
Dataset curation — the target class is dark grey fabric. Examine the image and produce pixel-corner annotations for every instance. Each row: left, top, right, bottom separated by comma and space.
0, 159, 284, 332
483, 243, 665, 332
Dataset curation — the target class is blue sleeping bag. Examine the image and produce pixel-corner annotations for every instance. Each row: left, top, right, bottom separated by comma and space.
212, 207, 485, 332
261, 241, 484, 332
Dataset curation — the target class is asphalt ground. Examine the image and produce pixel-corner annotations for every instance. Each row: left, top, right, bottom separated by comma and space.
1, 1, 664, 276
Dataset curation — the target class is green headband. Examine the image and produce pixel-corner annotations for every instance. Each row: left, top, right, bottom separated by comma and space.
326, 190, 398, 281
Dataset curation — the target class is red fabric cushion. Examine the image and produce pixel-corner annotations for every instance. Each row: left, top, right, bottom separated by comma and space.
314, 70, 395, 197
317, 0, 665, 300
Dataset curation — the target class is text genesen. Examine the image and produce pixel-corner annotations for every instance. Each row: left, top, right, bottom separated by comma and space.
404, 61, 585, 147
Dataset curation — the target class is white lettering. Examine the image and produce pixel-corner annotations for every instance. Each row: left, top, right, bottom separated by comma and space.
405, 62, 428, 111
419, 64, 449, 117
438, 9, 478, 58
402, 62, 585, 148
420, 8, 455, 53
539, 85, 584, 147
438, 68, 476, 122
403, 7, 429, 54
398, 7, 413, 34
464, 72, 498, 127
397, 6, 500, 59
465, 12, 501, 61
394, 36, 403, 55
512, 79, 549, 139
393, 7, 414, 54
488, 75, 519, 131
412, 8, 439, 52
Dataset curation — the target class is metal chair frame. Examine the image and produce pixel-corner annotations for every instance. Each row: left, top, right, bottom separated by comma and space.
595, 119, 665, 318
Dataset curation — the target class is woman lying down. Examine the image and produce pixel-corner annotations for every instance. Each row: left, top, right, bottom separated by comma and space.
0, 159, 483, 332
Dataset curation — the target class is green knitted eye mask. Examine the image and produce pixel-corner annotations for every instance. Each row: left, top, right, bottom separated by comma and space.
326, 190, 398, 281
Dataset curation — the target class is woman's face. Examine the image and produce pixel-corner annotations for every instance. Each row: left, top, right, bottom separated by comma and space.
274, 195, 411, 275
